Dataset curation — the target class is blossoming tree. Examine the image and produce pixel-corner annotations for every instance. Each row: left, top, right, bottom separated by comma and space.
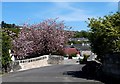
12, 18, 73, 59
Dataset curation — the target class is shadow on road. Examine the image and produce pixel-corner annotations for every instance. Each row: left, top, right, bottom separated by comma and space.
63, 61, 119, 84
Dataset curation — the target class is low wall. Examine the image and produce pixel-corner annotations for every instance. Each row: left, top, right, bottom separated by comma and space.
12, 55, 49, 71
19, 58, 49, 71
0, 62, 2, 73
16, 55, 48, 63
47, 55, 64, 64
81, 51, 92, 56
12, 55, 64, 71
102, 53, 120, 79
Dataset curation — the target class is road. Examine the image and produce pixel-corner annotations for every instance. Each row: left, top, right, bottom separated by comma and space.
2, 63, 103, 83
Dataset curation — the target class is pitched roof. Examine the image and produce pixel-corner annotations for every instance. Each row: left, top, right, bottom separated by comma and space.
69, 38, 89, 41
65, 44, 91, 51
64, 48, 79, 55
73, 44, 91, 51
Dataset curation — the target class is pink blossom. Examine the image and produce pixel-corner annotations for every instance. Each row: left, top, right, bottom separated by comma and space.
12, 18, 74, 59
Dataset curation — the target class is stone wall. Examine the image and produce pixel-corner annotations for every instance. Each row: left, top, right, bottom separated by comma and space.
11, 55, 64, 71
102, 53, 120, 79
47, 55, 64, 64
0, 62, 2, 73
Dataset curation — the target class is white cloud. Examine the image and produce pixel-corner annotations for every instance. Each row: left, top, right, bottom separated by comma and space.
58, 14, 94, 22
2, 0, 119, 2
34, 2, 92, 22
45, 3, 97, 21
33, 2, 102, 22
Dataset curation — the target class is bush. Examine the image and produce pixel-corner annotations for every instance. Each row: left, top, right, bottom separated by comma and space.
1, 31, 12, 73
80, 54, 90, 64
87, 12, 120, 62
69, 53, 77, 57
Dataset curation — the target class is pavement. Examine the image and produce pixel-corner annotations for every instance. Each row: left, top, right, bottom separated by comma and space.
63, 58, 79, 64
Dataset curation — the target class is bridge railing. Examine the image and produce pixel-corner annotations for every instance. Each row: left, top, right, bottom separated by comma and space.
10, 55, 64, 72
9, 55, 49, 72
15, 55, 49, 64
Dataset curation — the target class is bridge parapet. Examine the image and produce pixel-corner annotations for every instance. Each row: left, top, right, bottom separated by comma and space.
48, 55, 64, 64
15, 55, 49, 64
11, 55, 49, 72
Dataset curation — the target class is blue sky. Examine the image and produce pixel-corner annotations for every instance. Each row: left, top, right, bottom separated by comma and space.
2, 2, 118, 31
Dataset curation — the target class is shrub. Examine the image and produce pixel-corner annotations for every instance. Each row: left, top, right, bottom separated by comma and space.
1, 31, 12, 73
87, 12, 120, 62
80, 54, 90, 64
69, 53, 77, 57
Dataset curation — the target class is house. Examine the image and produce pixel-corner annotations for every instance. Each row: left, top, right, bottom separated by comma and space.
64, 48, 79, 56
63, 48, 80, 59
69, 37, 89, 42
65, 42, 91, 56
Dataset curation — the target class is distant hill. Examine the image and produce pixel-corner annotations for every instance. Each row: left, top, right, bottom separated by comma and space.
1, 21, 21, 28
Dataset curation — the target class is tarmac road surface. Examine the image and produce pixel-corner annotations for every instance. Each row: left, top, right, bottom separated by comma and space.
2, 64, 103, 83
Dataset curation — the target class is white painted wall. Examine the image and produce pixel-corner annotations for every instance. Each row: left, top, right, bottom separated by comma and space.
15, 55, 50, 71
81, 51, 92, 56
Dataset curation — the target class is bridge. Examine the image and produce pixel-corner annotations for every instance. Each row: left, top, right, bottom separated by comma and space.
2, 55, 105, 83
11, 55, 49, 71
11, 55, 79, 72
